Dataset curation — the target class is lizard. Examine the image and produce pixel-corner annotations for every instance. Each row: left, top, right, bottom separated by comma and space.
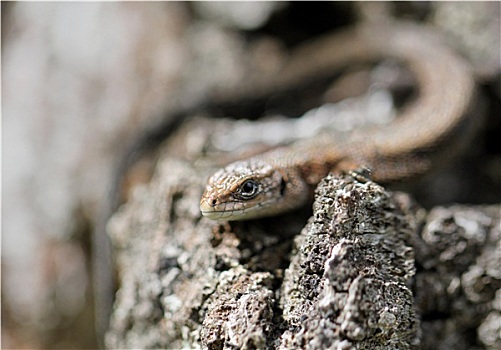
199, 20, 478, 221
94, 19, 478, 344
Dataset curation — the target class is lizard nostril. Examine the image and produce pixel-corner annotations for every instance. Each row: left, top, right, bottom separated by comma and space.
211, 198, 217, 206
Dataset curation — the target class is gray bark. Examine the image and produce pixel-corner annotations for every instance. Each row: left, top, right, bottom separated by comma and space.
105, 117, 500, 350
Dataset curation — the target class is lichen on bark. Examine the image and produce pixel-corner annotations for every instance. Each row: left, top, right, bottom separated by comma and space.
105, 118, 500, 349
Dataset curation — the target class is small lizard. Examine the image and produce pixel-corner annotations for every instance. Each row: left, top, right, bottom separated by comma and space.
95, 20, 478, 343
200, 20, 478, 221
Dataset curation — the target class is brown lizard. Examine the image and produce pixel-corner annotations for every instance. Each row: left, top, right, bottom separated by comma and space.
95, 20, 478, 343
200, 20, 478, 221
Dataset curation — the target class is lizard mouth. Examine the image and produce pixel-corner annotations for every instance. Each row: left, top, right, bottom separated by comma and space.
201, 210, 236, 220
200, 200, 237, 220
200, 200, 263, 221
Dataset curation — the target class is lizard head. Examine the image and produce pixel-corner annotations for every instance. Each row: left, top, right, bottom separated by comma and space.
200, 159, 307, 220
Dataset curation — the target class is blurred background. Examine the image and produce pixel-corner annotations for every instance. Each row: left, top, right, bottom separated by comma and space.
2, 2, 500, 349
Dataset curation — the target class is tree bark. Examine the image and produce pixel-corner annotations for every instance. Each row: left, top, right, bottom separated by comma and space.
105, 117, 500, 349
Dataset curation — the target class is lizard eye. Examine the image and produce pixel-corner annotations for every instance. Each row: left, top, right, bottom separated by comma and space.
237, 179, 259, 200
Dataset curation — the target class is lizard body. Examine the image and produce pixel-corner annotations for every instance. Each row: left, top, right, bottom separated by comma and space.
95, 20, 478, 342
200, 21, 478, 220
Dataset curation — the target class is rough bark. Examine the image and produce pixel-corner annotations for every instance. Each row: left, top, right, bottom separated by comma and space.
105, 117, 500, 350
